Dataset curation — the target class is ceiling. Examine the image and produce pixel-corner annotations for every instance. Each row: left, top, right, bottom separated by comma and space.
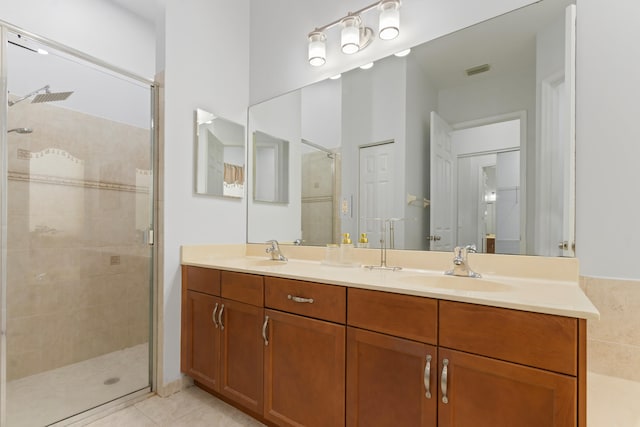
413, 0, 573, 90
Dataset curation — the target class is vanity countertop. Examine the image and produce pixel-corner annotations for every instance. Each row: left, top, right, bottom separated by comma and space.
181, 244, 599, 320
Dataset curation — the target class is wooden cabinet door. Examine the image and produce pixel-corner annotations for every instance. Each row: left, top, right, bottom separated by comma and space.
264, 309, 345, 427
183, 290, 221, 392
347, 327, 437, 427
438, 348, 576, 427
219, 299, 264, 415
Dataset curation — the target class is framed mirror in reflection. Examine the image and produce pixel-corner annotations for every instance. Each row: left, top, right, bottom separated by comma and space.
194, 109, 245, 198
247, 0, 576, 257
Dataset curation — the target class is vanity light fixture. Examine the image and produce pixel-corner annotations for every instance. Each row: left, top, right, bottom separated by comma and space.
307, 0, 401, 66
379, 0, 400, 40
308, 31, 327, 66
360, 62, 374, 70
341, 16, 362, 54
329, 74, 342, 80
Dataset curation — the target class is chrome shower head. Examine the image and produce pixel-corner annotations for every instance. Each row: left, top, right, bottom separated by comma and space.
32, 91, 73, 103
8, 127, 33, 134
8, 84, 73, 107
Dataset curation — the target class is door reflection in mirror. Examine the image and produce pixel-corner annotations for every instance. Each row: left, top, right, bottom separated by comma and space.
452, 117, 522, 255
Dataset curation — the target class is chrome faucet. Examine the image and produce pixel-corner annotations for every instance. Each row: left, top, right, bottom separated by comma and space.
265, 240, 287, 261
445, 245, 481, 278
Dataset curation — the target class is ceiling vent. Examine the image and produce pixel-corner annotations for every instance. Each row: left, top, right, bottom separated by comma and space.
465, 64, 491, 76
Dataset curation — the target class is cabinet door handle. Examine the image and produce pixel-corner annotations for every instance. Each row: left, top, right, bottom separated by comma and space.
218, 304, 225, 331
212, 303, 219, 328
424, 354, 432, 399
441, 358, 449, 404
288, 294, 314, 304
262, 315, 270, 346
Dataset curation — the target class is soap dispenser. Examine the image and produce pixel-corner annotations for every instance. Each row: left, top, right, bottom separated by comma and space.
358, 233, 369, 248
341, 233, 354, 264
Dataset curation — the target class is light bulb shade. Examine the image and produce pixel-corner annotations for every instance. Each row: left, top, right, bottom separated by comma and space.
308, 32, 326, 66
379, 0, 400, 40
341, 16, 361, 54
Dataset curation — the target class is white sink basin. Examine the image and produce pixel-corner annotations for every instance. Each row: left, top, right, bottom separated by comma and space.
400, 274, 513, 292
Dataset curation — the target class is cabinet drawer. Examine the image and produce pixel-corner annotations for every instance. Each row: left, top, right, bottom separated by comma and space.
439, 300, 578, 375
221, 271, 264, 307
183, 266, 220, 295
265, 277, 346, 324
348, 288, 437, 345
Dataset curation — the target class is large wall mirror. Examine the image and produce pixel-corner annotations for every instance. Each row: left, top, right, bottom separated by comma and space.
247, 0, 576, 257
195, 108, 245, 198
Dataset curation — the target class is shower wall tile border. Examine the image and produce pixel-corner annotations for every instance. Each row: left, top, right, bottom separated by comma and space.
8, 171, 151, 194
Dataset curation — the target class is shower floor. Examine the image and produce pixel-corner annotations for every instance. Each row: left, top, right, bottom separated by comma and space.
6, 343, 149, 427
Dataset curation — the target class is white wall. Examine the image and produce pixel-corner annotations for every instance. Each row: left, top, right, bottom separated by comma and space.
0, 0, 155, 79
162, 0, 250, 385
249, 0, 537, 104
575, 0, 640, 279
301, 79, 342, 150
452, 120, 521, 155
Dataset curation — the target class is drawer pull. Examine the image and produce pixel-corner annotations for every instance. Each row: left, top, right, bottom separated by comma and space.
262, 315, 270, 346
218, 304, 225, 331
441, 359, 449, 404
424, 354, 432, 399
288, 294, 314, 304
212, 303, 219, 328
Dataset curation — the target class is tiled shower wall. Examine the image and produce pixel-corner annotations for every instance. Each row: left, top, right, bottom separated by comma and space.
301, 151, 341, 245
6, 99, 151, 381
581, 276, 640, 382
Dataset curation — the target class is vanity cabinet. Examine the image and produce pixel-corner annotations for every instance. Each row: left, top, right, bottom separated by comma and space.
181, 267, 265, 416
438, 300, 584, 427
181, 266, 587, 427
181, 266, 221, 391
347, 289, 438, 427
437, 349, 575, 427
219, 271, 265, 415
263, 277, 346, 427
346, 289, 584, 427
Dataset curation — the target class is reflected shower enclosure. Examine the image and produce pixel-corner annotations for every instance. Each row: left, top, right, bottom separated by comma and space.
1, 29, 155, 426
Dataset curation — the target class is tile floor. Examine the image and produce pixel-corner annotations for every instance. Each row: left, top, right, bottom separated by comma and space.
77, 372, 638, 427
81, 386, 265, 427
6, 344, 149, 427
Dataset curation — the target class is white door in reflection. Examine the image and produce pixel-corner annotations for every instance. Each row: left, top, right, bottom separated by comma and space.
430, 111, 455, 252
359, 142, 396, 249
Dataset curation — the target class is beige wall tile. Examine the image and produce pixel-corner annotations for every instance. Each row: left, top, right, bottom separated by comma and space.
583, 275, 640, 382
584, 276, 640, 346
6, 102, 152, 380
588, 339, 640, 382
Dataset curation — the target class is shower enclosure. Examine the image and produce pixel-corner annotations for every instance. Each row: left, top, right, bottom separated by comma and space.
0, 25, 156, 426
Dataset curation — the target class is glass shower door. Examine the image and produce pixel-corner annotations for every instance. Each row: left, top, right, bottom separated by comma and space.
1, 28, 154, 426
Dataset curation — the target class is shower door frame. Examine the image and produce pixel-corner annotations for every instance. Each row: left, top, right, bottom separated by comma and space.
0, 21, 159, 427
